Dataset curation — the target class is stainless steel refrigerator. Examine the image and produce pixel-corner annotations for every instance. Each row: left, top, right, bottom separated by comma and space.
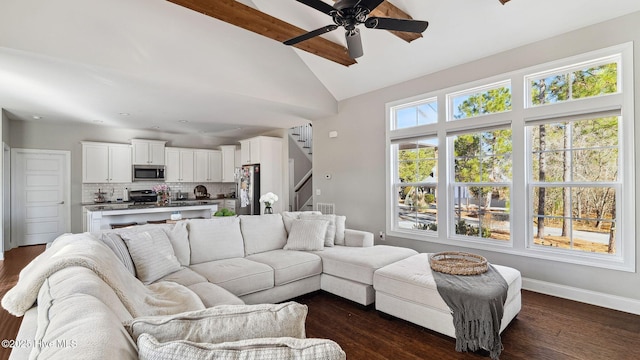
238, 165, 261, 215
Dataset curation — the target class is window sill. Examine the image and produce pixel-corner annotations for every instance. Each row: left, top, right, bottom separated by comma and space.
387, 229, 634, 272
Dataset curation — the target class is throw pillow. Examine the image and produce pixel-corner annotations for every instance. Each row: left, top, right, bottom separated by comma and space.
335, 215, 347, 245
282, 211, 322, 234
120, 228, 181, 284
99, 233, 136, 276
299, 214, 336, 247
125, 302, 308, 343
137, 334, 347, 360
284, 219, 329, 251
164, 221, 190, 266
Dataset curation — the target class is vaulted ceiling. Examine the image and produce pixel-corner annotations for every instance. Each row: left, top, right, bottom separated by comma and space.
1, 0, 639, 141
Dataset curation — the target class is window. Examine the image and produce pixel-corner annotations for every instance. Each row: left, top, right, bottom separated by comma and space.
392, 98, 437, 130
391, 138, 439, 232
528, 117, 619, 255
449, 81, 512, 120
527, 58, 619, 107
386, 43, 634, 271
451, 128, 512, 241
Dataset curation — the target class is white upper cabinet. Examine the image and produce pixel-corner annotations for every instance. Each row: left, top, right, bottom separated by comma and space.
82, 142, 131, 183
240, 137, 275, 165
165, 147, 194, 182
239, 136, 283, 212
219, 145, 236, 182
194, 150, 222, 183
131, 139, 166, 165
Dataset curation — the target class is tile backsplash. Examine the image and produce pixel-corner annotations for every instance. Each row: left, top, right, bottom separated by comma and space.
83, 182, 237, 203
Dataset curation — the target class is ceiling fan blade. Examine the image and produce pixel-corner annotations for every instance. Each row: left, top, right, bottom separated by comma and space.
284, 24, 339, 45
356, 0, 385, 12
365, 17, 429, 33
499, 0, 511, 4
296, 0, 336, 15
345, 29, 363, 59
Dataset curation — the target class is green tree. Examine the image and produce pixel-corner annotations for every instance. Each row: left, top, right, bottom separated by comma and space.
453, 87, 512, 237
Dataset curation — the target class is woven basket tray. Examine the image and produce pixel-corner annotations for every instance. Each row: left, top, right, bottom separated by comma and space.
429, 252, 488, 275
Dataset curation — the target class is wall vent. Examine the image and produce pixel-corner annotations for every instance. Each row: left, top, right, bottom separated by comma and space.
316, 203, 335, 215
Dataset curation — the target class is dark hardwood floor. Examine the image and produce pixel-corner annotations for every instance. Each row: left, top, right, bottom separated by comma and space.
2, 245, 639, 360
0, 245, 45, 360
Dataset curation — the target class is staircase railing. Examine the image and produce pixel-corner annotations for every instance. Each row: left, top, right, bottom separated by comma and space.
290, 123, 312, 159
294, 169, 313, 211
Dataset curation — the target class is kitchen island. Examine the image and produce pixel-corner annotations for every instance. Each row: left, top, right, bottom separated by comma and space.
84, 203, 218, 232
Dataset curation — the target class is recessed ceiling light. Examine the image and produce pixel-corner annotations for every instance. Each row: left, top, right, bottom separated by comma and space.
151, 126, 160, 129
93, 120, 103, 123
119, 112, 130, 116
32, 115, 43, 120
178, 120, 188, 123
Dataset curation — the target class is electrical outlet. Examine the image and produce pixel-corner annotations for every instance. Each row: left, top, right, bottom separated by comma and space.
379, 231, 386, 241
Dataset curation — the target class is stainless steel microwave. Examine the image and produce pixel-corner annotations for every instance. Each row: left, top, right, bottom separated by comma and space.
132, 165, 165, 182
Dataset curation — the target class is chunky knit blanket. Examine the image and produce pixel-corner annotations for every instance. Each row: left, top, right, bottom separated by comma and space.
432, 264, 508, 360
1, 233, 204, 317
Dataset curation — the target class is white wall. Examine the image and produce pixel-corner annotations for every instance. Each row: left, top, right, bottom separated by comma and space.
313, 11, 640, 311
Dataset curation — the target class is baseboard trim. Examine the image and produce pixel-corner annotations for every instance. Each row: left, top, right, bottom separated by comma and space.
522, 277, 640, 316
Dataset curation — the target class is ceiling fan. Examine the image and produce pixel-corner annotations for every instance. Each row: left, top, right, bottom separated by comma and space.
283, 0, 429, 59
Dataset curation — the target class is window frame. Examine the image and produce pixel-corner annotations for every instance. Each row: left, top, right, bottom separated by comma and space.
385, 42, 635, 272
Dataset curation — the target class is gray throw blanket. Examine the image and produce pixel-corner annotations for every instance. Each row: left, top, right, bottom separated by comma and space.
432, 264, 508, 360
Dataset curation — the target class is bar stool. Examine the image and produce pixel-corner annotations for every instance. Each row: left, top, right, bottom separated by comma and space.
110, 222, 138, 229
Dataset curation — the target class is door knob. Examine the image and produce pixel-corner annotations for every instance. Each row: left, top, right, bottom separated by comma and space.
58, 201, 65, 204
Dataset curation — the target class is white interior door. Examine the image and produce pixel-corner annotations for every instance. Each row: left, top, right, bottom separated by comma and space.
12, 149, 70, 246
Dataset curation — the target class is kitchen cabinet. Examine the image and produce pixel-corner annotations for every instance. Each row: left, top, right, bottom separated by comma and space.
82, 142, 132, 183
194, 150, 222, 183
219, 145, 236, 182
239, 136, 280, 165
165, 147, 194, 182
131, 139, 166, 165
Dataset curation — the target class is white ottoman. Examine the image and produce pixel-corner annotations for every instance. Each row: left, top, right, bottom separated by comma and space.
373, 253, 522, 338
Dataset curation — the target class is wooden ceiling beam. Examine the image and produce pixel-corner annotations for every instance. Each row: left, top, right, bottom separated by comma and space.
167, 0, 356, 66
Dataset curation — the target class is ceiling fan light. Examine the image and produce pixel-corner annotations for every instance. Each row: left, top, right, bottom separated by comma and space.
346, 28, 363, 59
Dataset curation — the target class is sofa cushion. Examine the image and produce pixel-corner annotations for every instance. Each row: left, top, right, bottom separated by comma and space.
312, 245, 418, 285
239, 214, 288, 255
120, 228, 182, 284
190, 258, 274, 296
300, 213, 337, 247
188, 217, 245, 264
126, 302, 307, 343
282, 211, 322, 234
284, 219, 329, 251
137, 334, 346, 360
99, 233, 136, 276
247, 249, 323, 286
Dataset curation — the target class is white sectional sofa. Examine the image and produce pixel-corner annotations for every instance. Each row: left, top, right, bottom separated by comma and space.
3, 212, 417, 360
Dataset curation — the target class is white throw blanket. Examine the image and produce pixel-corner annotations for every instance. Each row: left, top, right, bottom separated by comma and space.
1, 233, 205, 317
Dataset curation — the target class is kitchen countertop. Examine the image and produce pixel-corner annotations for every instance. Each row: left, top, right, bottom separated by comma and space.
83, 199, 231, 212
